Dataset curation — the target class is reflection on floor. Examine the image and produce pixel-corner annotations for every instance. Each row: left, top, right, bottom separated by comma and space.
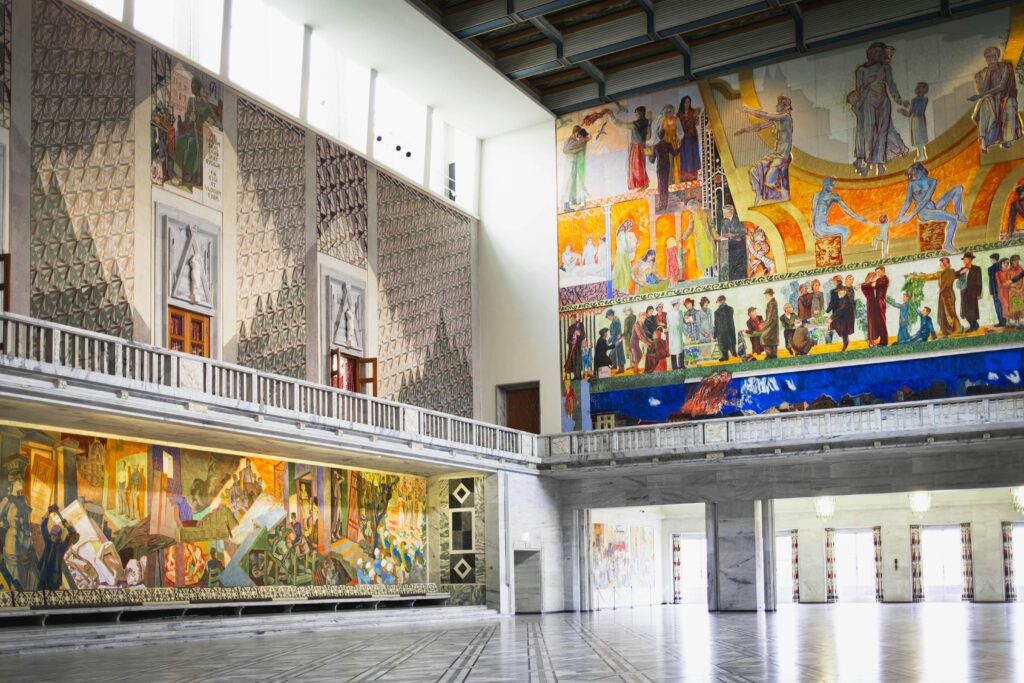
3, 603, 1021, 682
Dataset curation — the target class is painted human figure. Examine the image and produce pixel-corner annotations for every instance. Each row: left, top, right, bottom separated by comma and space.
746, 228, 775, 278
1007, 185, 1024, 236
1004, 255, 1024, 328
870, 214, 891, 258
39, 507, 78, 591
632, 250, 662, 290
797, 284, 814, 320
968, 46, 1021, 152
562, 124, 590, 211
989, 253, 1006, 326
894, 163, 966, 254
861, 272, 883, 347
827, 286, 856, 351
899, 82, 930, 160
713, 296, 737, 361
683, 200, 719, 279
664, 237, 683, 284
910, 257, 962, 336
603, 309, 625, 373
759, 289, 780, 359
644, 326, 669, 373
173, 76, 219, 188
886, 291, 916, 344
790, 319, 816, 356
780, 303, 798, 355
116, 462, 128, 515
608, 106, 652, 191
682, 299, 698, 342
656, 104, 681, 184
872, 266, 889, 346
563, 314, 585, 379
667, 300, 684, 370
629, 310, 652, 371
718, 204, 747, 282
906, 307, 937, 344
581, 238, 597, 266
612, 220, 638, 295
850, 42, 909, 176
0, 476, 39, 591
696, 297, 715, 342
594, 328, 613, 374
745, 307, 765, 356
649, 128, 677, 212
956, 252, 984, 332
676, 96, 702, 181
240, 459, 262, 508
811, 177, 867, 245
738, 96, 793, 204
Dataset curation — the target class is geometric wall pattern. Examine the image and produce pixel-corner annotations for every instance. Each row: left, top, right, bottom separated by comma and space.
430, 475, 486, 606
30, 0, 135, 338
315, 136, 367, 267
235, 99, 307, 378
1, 0, 10, 129
376, 172, 473, 417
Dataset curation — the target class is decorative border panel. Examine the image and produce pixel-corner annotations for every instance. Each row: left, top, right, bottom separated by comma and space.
315, 136, 367, 267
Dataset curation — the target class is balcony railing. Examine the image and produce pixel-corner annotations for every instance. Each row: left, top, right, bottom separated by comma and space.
540, 392, 1024, 465
0, 312, 535, 463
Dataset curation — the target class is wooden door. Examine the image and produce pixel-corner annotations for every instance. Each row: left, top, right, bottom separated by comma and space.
505, 385, 540, 434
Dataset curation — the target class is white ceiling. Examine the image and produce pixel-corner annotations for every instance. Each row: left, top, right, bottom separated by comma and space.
272, 0, 553, 140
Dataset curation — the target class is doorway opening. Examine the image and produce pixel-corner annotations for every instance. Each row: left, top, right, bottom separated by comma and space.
513, 549, 543, 613
497, 382, 540, 434
921, 525, 964, 602
671, 533, 708, 605
775, 531, 796, 604
834, 529, 877, 602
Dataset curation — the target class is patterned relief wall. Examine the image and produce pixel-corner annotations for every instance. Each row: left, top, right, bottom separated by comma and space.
316, 136, 367, 266
236, 99, 307, 378
30, 0, 135, 338
1, 0, 10, 129
376, 172, 473, 417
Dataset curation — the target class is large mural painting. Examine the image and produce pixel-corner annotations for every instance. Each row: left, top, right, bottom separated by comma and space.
558, 8, 1024, 431
0, 426, 427, 604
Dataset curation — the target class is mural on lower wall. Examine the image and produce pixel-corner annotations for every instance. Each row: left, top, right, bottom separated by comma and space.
584, 345, 1024, 426
0, 427, 427, 599
557, 7, 1024, 431
591, 523, 655, 591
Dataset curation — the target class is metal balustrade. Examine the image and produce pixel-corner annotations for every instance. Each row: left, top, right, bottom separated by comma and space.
541, 391, 1024, 464
0, 312, 534, 463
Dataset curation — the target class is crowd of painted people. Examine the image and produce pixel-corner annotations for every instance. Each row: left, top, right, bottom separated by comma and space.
562, 250, 1024, 379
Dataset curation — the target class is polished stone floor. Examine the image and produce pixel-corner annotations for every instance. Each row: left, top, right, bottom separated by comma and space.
3, 603, 1022, 682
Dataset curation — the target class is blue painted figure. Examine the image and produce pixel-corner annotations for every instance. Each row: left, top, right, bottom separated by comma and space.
906, 307, 937, 344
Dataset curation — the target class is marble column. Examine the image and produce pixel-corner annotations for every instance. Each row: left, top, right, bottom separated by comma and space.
706, 500, 774, 611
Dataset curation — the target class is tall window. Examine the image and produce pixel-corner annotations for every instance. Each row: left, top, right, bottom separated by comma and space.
307, 32, 370, 153
428, 113, 479, 212
134, 0, 224, 73
372, 76, 427, 183
229, 0, 303, 115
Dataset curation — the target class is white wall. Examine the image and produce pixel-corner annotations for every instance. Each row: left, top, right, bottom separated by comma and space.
478, 121, 560, 433
776, 490, 1018, 604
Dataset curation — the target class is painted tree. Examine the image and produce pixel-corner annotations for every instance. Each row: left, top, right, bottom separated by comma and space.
358, 472, 399, 555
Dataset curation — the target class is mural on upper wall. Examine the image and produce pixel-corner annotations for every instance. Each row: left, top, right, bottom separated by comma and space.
151, 50, 224, 209
558, 8, 1024, 431
0, 426, 427, 598
1, 0, 11, 130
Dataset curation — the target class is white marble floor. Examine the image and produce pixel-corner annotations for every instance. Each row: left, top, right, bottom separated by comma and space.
2, 603, 1022, 682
